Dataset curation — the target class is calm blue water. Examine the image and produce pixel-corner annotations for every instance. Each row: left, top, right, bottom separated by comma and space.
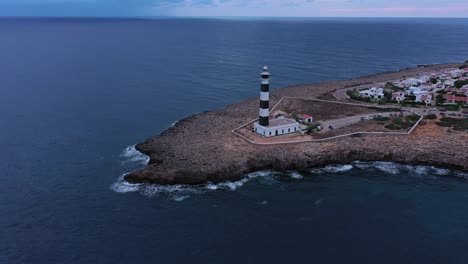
1, 17, 468, 264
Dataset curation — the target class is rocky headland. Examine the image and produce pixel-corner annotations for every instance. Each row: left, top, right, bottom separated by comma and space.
125, 63, 468, 184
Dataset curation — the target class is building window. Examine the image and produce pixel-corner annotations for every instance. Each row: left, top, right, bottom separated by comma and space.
269, 132, 272, 136
282, 130, 284, 133
294, 127, 297, 131
288, 128, 290, 132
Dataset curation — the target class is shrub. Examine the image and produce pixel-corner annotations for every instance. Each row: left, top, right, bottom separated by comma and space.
375, 116, 391, 121
405, 115, 421, 123
436, 117, 468, 131
378, 98, 388, 105
445, 104, 460, 111
424, 114, 437, 120
385, 124, 399, 130
436, 94, 446, 105
454, 80, 468, 88
368, 107, 401, 112
393, 117, 404, 125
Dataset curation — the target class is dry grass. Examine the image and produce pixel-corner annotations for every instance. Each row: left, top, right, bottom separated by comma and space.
277, 98, 376, 121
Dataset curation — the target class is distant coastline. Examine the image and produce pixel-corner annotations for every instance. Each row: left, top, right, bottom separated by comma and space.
125, 62, 468, 185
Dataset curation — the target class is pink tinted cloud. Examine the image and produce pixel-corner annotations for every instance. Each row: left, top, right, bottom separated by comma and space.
330, 5, 468, 13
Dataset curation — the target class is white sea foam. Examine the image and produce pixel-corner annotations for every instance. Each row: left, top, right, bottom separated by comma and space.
170, 120, 179, 128
206, 171, 273, 191
353, 161, 457, 178
110, 170, 275, 199
140, 184, 204, 198
289, 171, 304, 179
322, 164, 354, 173
109, 173, 142, 193
353, 161, 372, 170
409, 165, 430, 175
172, 195, 190, 202
372, 161, 400, 174
430, 167, 451, 176
455, 172, 468, 179
120, 145, 149, 165
111, 155, 465, 201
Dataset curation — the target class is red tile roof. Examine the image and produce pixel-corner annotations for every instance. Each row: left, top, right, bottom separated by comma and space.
443, 94, 468, 102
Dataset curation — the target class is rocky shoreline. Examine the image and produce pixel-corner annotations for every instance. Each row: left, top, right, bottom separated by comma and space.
125, 63, 468, 184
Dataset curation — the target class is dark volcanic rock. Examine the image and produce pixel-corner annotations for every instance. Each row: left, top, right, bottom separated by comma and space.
125, 63, 468, 184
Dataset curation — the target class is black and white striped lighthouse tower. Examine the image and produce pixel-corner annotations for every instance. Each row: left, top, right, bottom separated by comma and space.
259, 66, 270, 126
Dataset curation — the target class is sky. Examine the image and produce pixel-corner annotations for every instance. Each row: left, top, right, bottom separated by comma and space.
1, 0, 468, 17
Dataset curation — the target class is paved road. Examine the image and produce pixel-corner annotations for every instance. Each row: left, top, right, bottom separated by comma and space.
320, 112, 397, 133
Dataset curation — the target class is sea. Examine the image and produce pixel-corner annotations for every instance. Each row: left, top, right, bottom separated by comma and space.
1, 17, 468, 264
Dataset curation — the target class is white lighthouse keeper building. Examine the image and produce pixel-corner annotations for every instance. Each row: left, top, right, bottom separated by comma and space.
254, 66, 300, 137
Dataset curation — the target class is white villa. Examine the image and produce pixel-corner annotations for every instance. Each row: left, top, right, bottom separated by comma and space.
414, 91, 433, 105
405, 86, 422, 95
396, 78, 422, 88
392, 91, 405, 103
419, 82, 434, 90
359, 87, 385, 99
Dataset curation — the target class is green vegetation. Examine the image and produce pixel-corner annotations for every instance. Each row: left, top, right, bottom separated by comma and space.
436, 117, 468, 131
292, 113, 299, 122
435, 93, 446, 105
385, 82, 403, 92
346, 89, 372, 103
306, 123, 321, 133
375, 116, 391, 122
424, 114, 437, 120
367, 107, 401, 112
385, 115, 420, 130
384, 123, 399, 130
378, 98, 388, 105
445, 104, 460, 111
406, 115, 421, 123
454, 80, 468, 89
429, 77, 438, 84
459, 64, 468, 70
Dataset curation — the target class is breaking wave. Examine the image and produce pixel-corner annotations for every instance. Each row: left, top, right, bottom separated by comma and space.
289, 171, 304, 179
310, 164, 353, 174
110, 170, 275, 201
120, 145, 149, 165
353, 161, 461, 177
455, 171, 468, 180
170, 120, 179, 128
112, 147, 466, 201
109, 173, 142, 193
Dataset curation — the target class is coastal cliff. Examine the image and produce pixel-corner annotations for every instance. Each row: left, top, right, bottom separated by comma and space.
125, 63, 468, 184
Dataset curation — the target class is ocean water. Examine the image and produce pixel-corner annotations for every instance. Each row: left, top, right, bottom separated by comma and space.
1, 17, 468, 263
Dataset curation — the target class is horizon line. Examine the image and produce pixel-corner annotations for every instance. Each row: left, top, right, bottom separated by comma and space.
0, 15, 468, 19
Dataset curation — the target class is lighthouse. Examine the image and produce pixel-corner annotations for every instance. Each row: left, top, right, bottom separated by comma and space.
259, 66, 270, 126
254, 66, 300, 137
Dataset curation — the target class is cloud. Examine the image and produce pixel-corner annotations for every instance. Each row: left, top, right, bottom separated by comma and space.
149, 0, 468, 17
151, 0, 351, 16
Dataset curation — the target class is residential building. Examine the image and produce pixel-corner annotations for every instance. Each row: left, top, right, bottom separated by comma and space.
392, 92, 405, 103
359, 87, 385, 99
443, 94, 468, 105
